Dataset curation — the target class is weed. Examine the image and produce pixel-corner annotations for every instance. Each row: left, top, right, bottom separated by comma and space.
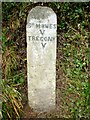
1, 79, 23, 119
2, 25, 24, 119
62, 24, 89, 118
2, 46, 17, 79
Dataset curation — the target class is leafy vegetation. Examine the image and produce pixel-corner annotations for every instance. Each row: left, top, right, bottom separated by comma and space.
63, 25, 89, 119
2, 2, 89, 119
1, 31, 24, 119
2, 8, 25, 118
1, 79, 23, 119
1, 41, 24, 118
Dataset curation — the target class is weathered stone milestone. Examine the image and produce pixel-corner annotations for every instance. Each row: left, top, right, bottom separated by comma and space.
26, 6, 57, 111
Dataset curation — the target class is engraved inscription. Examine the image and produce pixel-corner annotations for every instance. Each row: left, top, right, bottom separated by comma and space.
28, 23, 56, 48
41, 43, 46, 48
27, 23, 57, 29
28, 36, 55, 41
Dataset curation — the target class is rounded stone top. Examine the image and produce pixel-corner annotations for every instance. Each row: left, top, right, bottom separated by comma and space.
27, 6, 56, 24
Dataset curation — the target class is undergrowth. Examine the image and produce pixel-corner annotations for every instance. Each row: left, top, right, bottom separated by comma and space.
1, 79, 23, 119
2, 29, 24, 119
62, 24, 89, 119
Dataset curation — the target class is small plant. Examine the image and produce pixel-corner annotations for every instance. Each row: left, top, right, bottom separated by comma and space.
2, 31, 24, 119
1, 79, 23, 119
2, 46, 17, 79
62, 24, 89, 119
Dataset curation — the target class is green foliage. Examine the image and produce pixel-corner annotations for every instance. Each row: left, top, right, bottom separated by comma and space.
2, 3, 19, 21
62, 24, 89, 118
50, 3, 90, 118
2, 2, 32, 22
12, 73, 25, 85
1, 79, 23, 119
2, 42, 24, 119
2, 12, 25, 119
3, 46, 17, 79
2, 31, 14, 52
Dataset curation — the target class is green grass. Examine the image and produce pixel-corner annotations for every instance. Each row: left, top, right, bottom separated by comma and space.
62, 24, 89, 119
1, 79, 23, 119
2, 30, 25, 119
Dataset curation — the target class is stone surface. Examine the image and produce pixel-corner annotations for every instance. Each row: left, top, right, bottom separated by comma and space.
26, 6, 57, 111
